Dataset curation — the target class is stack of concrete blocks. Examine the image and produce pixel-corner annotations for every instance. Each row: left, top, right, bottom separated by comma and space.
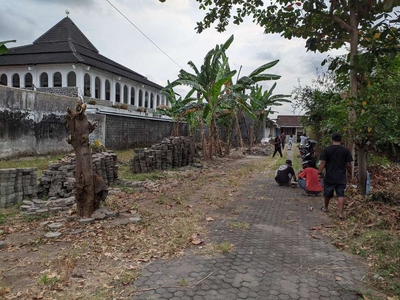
92, 152, 118, 186
130, 136, 196, 174
38, 152, 118, 198
0, 168, 37, 208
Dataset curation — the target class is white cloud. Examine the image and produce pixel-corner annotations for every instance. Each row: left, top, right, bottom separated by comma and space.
3, 0, 345, 116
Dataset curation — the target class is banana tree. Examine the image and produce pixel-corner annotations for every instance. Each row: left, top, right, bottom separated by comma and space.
157, 81, 199, 136
0, 40, 16, 55
248, 83, 291, 146
227, 59, 283, 148
173, 35, 237, 159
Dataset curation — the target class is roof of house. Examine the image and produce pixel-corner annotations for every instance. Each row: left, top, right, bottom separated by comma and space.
276, 115, 303, 127
0, 17, 163, 90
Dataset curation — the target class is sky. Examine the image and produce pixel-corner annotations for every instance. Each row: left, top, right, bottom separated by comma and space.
0, 0, 345, 119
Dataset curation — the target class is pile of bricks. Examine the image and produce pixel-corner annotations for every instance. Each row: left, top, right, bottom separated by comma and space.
0, 168, 38, 208
38, 152, 118, 198
130, 136, 195, 173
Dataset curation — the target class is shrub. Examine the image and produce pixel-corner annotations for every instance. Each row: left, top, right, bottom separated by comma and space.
87, 99, 97, 105
120, 104, 128, 110
91, 139, 106, 153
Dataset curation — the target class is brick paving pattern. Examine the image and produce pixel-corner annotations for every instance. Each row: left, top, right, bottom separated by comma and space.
131, 156, 367, 300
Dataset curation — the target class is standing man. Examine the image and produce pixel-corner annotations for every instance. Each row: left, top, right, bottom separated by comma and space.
318, 133, 353, 219
300, 134, 308, 148
280, 132, 286, 150
272, 135, 283, 158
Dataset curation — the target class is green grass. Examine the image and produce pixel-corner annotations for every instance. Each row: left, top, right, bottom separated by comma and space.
0, 153, 67, 178
227, 221, 250, 230
38, 274, 59, 286
347, 229, 400, 296
216, 241, 234, 253
23, 213, 49, 223
0, 213, 5, 225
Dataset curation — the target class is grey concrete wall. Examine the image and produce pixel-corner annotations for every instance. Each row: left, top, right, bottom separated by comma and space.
104, 114, 178, 149
0, 86, 76, 158
0, 86, 181, 158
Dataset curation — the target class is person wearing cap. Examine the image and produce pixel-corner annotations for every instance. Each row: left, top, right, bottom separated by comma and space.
275, 159, 297, 186
298, 160, 323, 196
318, 132, 353, 219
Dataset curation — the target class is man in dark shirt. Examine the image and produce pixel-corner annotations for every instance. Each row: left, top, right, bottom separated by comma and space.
275, 159, 297, 186
318, 133, 353, 219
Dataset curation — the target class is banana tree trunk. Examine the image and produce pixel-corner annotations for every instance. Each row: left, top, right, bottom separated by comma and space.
225, 114, 233, 155
213, 116, 223, 156
235, 113, 244, 148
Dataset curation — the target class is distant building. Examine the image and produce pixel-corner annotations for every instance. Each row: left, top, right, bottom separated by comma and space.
276, 115, 305, 141
0, 17, 167, 110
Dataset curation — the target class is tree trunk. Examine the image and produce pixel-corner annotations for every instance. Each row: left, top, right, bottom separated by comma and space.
197, 94, 209, 159
348, 4, 359, 178
66, 99, 107, 217
225, 114, 233, 155
235, 112, 244, 148
357, 145, 367, 195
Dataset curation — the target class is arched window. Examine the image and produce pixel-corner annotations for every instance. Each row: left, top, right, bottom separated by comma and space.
84, 73, 91, 97
12, 74, 20, 88
25, 73, 33, 88
156, 95, 160, 107
67, 71, 76, 87
0, 74, 7, 86
105, 80, 110, 100
95, 77, 101, 99
139, 89, 143, 107
53, 72, 62, 87
130, 87, 135, 105
115, 82, 120, 103
40, 72, 48, 87
123, 85, 128, 104
145, 91, 149, 108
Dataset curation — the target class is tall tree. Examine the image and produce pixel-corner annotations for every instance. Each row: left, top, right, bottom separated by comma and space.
159, 0, 399, 194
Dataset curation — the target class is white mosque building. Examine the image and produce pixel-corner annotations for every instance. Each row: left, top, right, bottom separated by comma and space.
0, 16, 168, 111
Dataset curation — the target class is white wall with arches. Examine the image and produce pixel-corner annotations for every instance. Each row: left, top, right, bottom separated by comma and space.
0, 63, 169, 110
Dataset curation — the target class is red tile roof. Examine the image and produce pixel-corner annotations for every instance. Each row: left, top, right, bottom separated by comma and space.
276, 115, 303, 127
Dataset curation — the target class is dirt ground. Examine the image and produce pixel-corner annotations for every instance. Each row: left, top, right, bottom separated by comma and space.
0, 155, 271, 300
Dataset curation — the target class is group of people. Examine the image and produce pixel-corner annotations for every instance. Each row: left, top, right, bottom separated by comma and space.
274, 132, 353, 220
271, 132, 294, 158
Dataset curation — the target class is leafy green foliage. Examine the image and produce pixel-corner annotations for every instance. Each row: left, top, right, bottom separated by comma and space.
0, 40, 16, 55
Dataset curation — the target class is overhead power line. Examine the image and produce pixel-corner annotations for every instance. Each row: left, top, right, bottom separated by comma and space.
105, 0, 183, 69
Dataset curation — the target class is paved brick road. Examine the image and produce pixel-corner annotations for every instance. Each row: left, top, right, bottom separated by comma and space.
132, 156, 367, 300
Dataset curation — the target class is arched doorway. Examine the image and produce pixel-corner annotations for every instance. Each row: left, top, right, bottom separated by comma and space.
40, 72, 48, 87
123, 85, 128, 103
115, 82, 120, 103
53, 72, 62, 87
0, 74, 7, 86
67, 71, 76, 87
95, 77, 101, 98
12, 74, 20, 88
84, 73, 91, 97
105, 80, 110, 100
25, 73, 33, 88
